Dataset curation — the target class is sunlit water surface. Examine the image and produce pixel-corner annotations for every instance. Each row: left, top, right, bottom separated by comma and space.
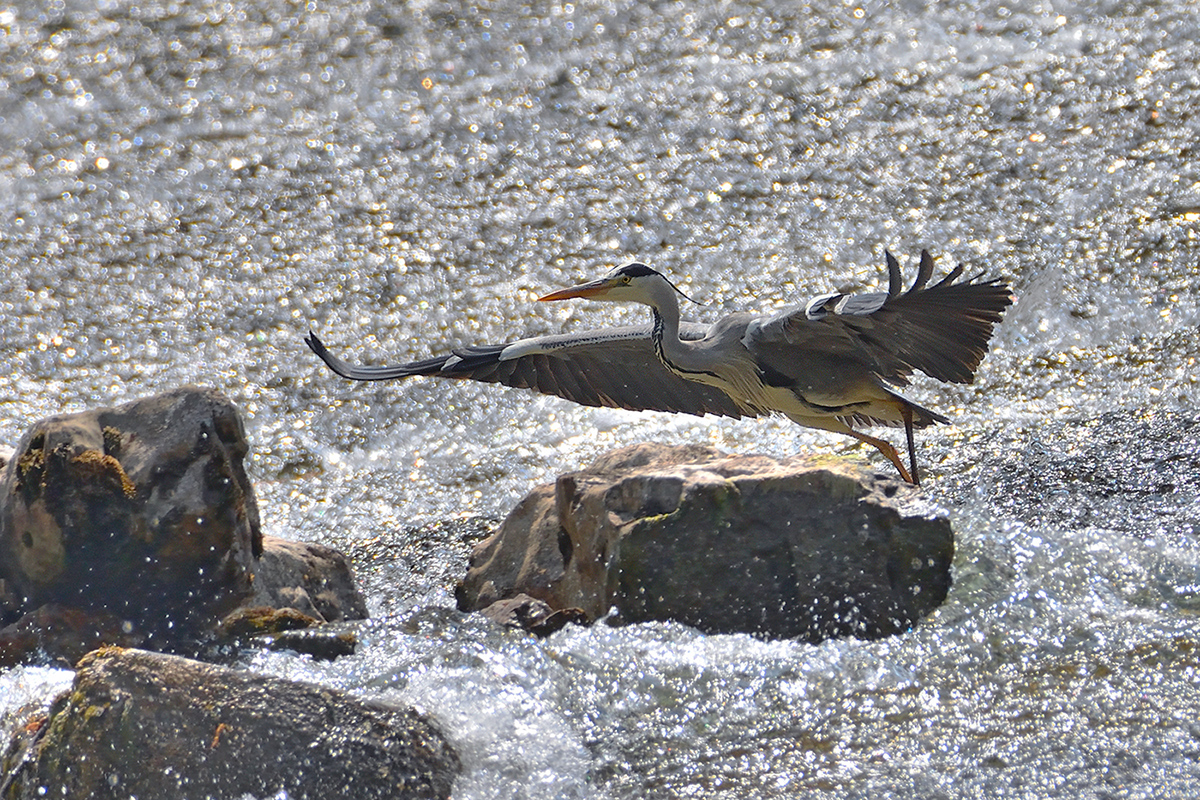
2, 0, 1200, 797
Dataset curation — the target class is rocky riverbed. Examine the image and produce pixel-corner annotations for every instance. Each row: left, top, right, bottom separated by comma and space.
2, 0, 1199, 797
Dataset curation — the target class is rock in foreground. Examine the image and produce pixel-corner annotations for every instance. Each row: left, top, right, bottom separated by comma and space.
0, 647, 458, 800
458, 444, 953, 641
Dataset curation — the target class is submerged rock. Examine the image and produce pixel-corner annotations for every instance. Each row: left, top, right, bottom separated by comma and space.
458, 444, 953, 641
0, 647, 458, 800
217, 606, 359, 660
267, 625, 359, 660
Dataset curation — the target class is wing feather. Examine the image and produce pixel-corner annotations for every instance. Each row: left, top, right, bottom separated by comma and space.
745, 251, 1012, 386
306, 325, 751, 419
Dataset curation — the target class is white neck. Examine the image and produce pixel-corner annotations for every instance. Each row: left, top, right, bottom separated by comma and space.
643, 279, 715, 379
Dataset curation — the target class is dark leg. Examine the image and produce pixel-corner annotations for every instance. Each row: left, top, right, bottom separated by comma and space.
901, 404, 920, 487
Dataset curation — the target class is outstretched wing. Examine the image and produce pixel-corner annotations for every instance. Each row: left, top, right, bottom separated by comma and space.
745, 250, 1013, 386
306, 324, 753, 419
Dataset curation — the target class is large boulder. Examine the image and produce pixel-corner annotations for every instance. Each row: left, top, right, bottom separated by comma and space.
0, 647, 459, 799
458, 444, 954, 641
0, 389, 373, 664
0, 387, 262, 637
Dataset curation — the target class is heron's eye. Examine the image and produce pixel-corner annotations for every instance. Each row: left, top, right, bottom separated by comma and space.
621, 275, 632, 285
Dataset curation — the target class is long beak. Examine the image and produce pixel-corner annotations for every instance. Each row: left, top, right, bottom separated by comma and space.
537, 277, 618, 302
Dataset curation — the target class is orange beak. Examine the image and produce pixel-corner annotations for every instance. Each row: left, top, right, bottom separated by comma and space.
537, 277, 617, 302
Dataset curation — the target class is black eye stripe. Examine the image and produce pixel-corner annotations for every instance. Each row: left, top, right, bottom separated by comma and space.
616, 262, 660, 278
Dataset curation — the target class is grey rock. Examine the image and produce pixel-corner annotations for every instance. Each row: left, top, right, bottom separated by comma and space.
0, 389, 367, 666
0, 647, 458, 800
217, 607, 359, 660
268, 626, 359, 660
458, 444, 953, 641
247, 535, 368, 623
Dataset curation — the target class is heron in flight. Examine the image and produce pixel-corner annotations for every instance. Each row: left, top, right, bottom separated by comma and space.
306, 251, 1011, 485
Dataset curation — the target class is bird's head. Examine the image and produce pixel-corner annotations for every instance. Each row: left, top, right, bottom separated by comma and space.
538, 263, 696, 307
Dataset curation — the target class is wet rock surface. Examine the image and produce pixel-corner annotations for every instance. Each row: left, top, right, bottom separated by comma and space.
2, 0, 1200, 796
0, 647, 458, 800
248, 535, 369, 623
476, 593, 589, 638
0, 605, 144, 670
0, 389, 367, 665
0, 387, 262, 637
459, 444, 953, 641
218, 607, 360, 659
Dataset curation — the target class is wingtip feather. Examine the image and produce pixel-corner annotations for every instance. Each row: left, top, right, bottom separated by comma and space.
886, 250, 902, 298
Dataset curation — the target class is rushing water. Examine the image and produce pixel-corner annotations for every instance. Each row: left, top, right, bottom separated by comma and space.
3, 0, 1200, 796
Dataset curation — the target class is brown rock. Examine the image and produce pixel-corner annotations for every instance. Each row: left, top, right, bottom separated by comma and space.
217, 605, 358, 660
217, 605, 323, 638
268, 627, 359, 660
246, 535, 368, 623
0, 387, 261, 637
0, 647, 459, 799
0, 604, 144, 669
457, 444, 953, 641
477, 593, 589, 638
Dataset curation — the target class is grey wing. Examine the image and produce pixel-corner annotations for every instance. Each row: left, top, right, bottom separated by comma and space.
745, 250, 1013, 386
306, 324, 753, 419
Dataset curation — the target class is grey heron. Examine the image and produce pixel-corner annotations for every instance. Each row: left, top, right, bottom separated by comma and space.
305, 251, 1012, 485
